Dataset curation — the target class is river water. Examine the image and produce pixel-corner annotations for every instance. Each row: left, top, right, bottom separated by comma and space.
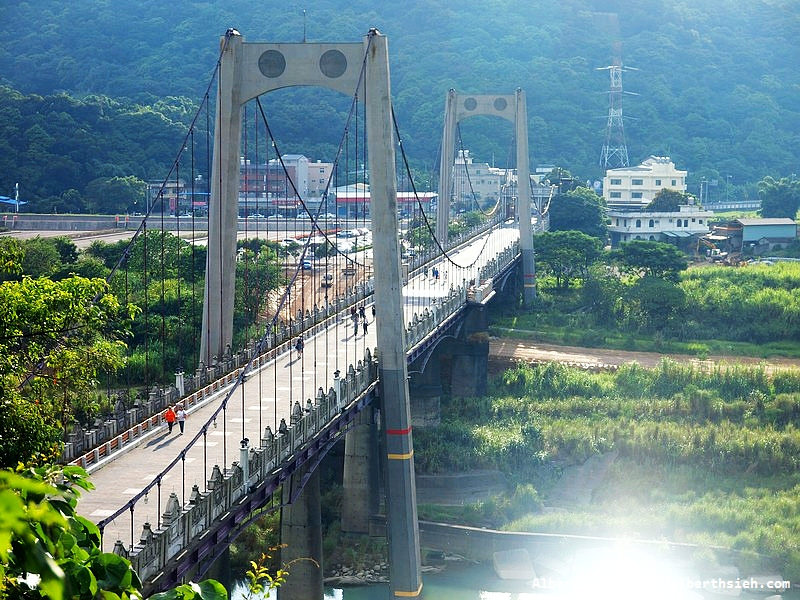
230, 559, 798, 599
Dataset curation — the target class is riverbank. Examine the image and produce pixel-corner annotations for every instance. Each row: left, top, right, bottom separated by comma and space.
488, 336, 800, 373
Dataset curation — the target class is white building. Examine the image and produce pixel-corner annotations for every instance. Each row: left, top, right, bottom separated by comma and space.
453, 150, 503, 209
603, 156, 687, 210
307, 160, 334, 197
608, 203, 712, 249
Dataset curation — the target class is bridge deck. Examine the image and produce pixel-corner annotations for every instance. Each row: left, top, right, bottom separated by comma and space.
78, 224, 519, 552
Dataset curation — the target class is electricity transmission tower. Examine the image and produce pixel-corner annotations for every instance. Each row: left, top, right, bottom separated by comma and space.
598, 46, 637, 170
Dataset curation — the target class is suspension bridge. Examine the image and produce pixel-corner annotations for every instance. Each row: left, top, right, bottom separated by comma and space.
67, 28, 538, 599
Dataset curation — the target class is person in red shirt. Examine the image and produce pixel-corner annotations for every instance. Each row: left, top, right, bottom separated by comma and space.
165, 405, 177, 434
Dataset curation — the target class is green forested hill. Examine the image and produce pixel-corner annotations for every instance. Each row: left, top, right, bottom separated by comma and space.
0, 0, 797, 208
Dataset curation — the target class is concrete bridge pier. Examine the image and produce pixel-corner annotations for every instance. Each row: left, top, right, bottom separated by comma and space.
203, 547, 232, 591
280, 464, 323, 600
450, 304, 489, 398
341, 406, 380, 534
409, 360, 443, 427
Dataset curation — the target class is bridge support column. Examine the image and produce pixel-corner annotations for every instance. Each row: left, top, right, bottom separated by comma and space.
451, 305, 489, 398
204, 547, 232, 591
515, 88, 536, 306
341, 406, 379, 534
409, 361, 443, 427
201, 31, 243, 364
280, 464, 323, 600
366, 30, 423, 598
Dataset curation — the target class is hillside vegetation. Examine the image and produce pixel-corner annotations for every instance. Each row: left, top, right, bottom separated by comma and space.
0, 0, 798, 209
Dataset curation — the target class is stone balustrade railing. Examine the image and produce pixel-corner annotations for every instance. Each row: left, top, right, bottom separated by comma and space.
110, 348, 379, 582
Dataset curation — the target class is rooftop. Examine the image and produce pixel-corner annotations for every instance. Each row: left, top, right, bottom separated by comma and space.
736, 218, 796, 226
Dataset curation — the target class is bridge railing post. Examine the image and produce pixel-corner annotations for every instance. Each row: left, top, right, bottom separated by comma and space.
240, 439, 249, 492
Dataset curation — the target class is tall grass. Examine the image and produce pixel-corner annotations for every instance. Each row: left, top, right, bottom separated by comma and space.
416, 359, 800, 581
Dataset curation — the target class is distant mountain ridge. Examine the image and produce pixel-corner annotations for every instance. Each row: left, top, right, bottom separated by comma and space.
1, 0, 797, 194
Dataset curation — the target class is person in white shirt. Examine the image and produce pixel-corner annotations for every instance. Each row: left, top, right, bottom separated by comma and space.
176, 404, 187, 434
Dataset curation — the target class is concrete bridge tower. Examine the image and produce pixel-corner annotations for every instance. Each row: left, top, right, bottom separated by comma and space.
202, 29, 422, 599
437, 90, 536, 304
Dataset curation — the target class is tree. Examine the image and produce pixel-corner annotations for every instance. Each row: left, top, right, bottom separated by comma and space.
646, 189, 695, 212
613, 239, 688, 282
534, 230, 603, 290
49, 237, 78, 266
84, 176, 147, 215
0, 239, 23, 282
580, 268, 624, 327
458, 210, 485, 228
548, 187, 607, 240
20, 238, 62, 279
405, 224, 435, 249
543, 167, 580, 193
758, 176, 800, 219
0, 464, 229, 600
0, 264, 134, 465
626, 275, 687, 332
0, 464, 143, 599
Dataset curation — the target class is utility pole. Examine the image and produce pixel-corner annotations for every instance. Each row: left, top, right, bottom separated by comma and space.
726, 175, 732, 203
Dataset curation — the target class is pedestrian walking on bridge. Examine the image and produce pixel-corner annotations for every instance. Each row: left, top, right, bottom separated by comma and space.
176, 404, 187, 434
164, 405, 176, 434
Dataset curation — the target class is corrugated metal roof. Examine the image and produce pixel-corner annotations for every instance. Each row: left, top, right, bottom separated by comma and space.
736, 218, 796, 226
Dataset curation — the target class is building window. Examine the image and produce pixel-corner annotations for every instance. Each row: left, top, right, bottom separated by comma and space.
649, 219, 655, 227
692, 218, 696, 222
676, 220, 681, 227
636, 219, 642, 228
671, 179, 677, 186
632, 192, 643, 199
649, 235, 656, 241
615, 219, 619, 226
699, 219, 703, 224
632, 178, 643, 185
684, 219, 689, 227
655, 179, 661, 186
610, 191, 621, 198
610, 178, 622, 185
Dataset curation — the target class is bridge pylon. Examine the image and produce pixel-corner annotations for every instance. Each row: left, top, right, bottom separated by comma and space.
436, 89, 536, 304
202, 29, 423, 598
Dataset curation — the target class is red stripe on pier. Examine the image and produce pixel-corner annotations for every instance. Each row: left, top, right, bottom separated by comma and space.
386, 427, 412, 435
